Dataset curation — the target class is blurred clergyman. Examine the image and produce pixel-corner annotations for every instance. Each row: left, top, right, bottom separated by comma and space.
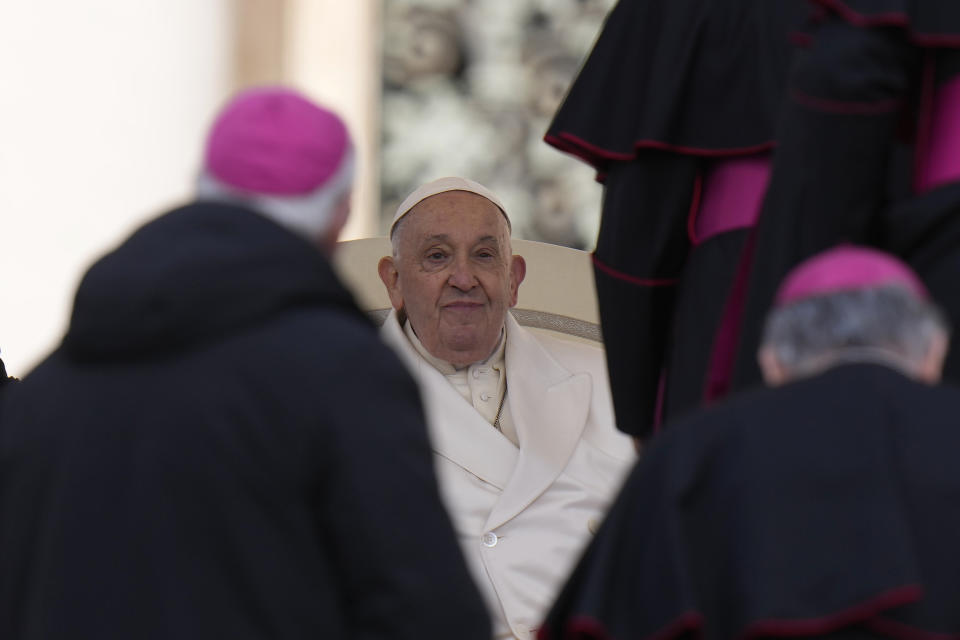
0, 350, 16, 415
0, 88, 490, 640
0, 351, 14, 387
541, 245, 960, 639
377, 177, 635, 640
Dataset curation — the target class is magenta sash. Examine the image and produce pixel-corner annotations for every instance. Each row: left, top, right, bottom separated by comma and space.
690, 156, 772, 243
916, 74, 960, 193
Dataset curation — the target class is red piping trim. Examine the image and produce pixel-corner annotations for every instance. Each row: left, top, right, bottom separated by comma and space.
547, 132, 591, 157
814, 0, 908, 28
865, 615, 960, 640
790, 88, 903, 115
647, 611, 703, 640
591, 253, 679, 287
550, 612, 705, 640
813, 0, 960, 47
686, 170, 704, 245
789, 31, 814, 47
544, 132, 777, 169
539, 588, 936, 640
741, 584, 924, 638
632, 139, 776, 158
565, 615, 614, 639
911, 34, 960, 48
546, 134, 609, 184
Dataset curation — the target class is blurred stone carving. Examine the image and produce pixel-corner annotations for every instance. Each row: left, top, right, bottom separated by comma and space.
380, 0, 614, 248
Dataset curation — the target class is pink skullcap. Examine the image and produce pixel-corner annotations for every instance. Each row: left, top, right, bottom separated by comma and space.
204, 87, 351, 196
775, 245, 929, 306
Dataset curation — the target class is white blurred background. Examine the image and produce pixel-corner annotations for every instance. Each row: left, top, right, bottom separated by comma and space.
0, 0, 609, 377
0, 0, 381, 376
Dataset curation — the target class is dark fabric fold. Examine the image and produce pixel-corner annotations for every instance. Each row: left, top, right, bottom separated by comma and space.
545, 0, 806, 172
814, 0, 960, 43
540, 365, 960, 639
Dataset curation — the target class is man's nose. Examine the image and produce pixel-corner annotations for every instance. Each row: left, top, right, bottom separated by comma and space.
447, 257, 478, 291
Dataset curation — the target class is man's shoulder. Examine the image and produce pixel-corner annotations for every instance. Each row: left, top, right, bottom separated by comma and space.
667, 374, 829, 438
656, 364, 931, 457
518, 325, 607, 375
244, 303, 395, 376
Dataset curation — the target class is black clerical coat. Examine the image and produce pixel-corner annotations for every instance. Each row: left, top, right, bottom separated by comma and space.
0, 202, 489, 640
540, 364, 960, 639
545, 0, 808, 438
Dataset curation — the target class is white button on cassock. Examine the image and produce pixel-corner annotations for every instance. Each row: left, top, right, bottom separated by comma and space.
481, 532, 498, 547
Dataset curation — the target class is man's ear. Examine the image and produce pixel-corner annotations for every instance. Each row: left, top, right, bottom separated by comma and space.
757, 345, 788, 387
318, 193, 352, 251
917, 330, 949, 384
378, 256, 405, 311
508, 255, 526, 308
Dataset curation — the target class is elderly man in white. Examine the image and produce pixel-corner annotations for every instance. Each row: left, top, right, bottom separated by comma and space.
377, 177, 635, 640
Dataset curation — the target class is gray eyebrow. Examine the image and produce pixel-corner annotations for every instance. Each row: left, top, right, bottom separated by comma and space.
420, 235, 501, 247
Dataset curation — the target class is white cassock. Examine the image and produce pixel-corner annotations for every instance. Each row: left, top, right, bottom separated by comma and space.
381, 310, 636, 640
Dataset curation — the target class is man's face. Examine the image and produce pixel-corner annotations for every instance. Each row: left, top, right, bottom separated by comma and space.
378, 191, 526, 367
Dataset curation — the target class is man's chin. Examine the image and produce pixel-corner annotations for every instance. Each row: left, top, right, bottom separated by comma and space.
440, 304, 486, 320
437, 333, 496, 365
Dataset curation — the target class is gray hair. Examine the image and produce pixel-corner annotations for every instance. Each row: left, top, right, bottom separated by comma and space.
390, 212, 408, 258
195, 146, 354, 242
760, 285, 950, 378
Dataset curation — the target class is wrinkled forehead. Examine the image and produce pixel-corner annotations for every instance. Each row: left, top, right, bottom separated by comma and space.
400, 191, 512, 246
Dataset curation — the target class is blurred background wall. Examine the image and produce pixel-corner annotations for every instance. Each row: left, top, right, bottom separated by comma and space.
380, 0, 611, 249
0, 0, 609, 377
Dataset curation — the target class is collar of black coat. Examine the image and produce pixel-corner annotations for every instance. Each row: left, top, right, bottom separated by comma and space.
62, 201, 365, 362
778, 346, 920, 385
